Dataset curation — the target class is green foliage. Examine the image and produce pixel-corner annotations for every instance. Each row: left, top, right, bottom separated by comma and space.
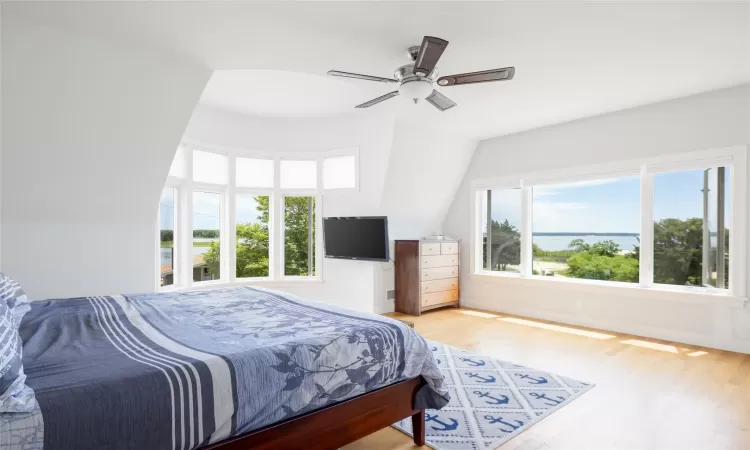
202, 195, 315, 278
482, 219, 520, 271
283, 197, 316, 276
652, 218, 703, 286
566, 252, 639, 282
533, 243, 577, 261
160, 230, 174, 243
193, 229, 219, 238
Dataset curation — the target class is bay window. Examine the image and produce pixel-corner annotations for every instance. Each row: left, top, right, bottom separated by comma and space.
472, 146, 747, 297
157, 144, 358, 289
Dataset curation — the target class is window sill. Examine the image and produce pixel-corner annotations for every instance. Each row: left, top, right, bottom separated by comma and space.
471, 271, 747, 308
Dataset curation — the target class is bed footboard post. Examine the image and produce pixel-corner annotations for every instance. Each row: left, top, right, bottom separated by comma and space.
411, 409, 426, 446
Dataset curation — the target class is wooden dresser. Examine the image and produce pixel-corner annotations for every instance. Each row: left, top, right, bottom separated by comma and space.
394, 240, 459, 316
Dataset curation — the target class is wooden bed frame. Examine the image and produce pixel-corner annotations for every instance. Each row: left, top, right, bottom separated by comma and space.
207, 377, 426, 450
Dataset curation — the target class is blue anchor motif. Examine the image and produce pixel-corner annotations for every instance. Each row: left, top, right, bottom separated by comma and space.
473, 390, 509, 405
436, 358, 442, 365
425, 413, 460, 432
528, 392, 565, 406
466, 372, 496, 383
431, 346, 438, 352
484, 415, 524, 433
459, 357, 486, 367
513, 373, 548, 385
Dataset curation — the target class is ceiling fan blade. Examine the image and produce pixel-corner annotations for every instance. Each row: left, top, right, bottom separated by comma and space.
413, 36, 449, 77
355, 91, 399, 108
425, 90, 457, 112
327, 70, 397, 83
437, 67, 515, 87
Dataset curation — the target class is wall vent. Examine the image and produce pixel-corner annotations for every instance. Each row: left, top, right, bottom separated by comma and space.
386, 290, 396, 300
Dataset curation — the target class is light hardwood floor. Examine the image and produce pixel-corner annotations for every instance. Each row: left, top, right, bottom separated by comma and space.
344, 307, 750, 450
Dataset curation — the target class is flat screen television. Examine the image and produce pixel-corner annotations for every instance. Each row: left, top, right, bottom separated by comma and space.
323, 216, 389, 262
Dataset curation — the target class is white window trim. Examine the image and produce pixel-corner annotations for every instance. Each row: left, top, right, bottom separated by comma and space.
322, 147, 360, 192
469, 145, 748, 306
157, 141, 358, 290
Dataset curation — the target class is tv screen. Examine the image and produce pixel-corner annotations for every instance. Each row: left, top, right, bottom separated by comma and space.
323, 217, 389, 262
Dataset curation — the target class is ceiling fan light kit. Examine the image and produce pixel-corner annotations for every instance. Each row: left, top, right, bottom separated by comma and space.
327, 35, 515, 111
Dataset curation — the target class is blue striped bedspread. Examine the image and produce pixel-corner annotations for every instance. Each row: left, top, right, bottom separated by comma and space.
0, 286, 448, 449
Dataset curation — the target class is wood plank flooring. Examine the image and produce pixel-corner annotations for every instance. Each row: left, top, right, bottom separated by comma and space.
343, 307, 750, 450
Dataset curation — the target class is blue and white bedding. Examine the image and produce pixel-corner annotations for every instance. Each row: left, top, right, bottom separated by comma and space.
0, 286, 448, 449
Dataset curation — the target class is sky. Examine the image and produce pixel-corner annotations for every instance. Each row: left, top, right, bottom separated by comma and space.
159, 190, 263, 231
161, 167, 731, 234
482, 167, 731, 234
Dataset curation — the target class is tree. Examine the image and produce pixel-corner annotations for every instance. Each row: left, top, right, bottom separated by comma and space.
283, 197, 316, 276
482, 219, 520, 271
568, 239, 590, 253
203, 196, 315, 278
567, 252, 638, 282
589, 240, 621, 257
652, 218, 703, 286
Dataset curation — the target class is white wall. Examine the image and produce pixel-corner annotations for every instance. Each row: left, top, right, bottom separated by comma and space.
183, 105, 477, 313
443, 84, 750, 353
1, 11, 211, 299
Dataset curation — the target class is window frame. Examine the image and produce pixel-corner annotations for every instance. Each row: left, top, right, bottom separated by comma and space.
322, 148, 360, 192
157, 141, 354, 290
469, 145, 748, 300
156, 184, 180, 289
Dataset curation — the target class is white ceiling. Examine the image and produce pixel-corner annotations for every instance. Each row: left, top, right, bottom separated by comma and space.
10, 2, 750, 139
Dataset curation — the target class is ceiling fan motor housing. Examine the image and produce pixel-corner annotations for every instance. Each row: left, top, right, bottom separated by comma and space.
394, 64, 437, 100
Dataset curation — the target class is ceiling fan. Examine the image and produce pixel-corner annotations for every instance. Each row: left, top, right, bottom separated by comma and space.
327, 36, 515, 111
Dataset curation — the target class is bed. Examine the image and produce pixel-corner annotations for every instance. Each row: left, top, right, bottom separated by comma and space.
0, 286, 448, 449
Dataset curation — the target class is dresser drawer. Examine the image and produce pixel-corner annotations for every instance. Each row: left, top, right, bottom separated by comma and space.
440, 242, 459, 255
420, 242, 441, 256
421, 278, 458, 295
420, 254, 459, 269
421, 289, 459, 307
420, 266, 459, 281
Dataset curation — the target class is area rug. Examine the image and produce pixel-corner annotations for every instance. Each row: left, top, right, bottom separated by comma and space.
393, 340, 594, 450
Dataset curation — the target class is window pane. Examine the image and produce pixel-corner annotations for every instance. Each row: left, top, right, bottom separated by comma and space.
284, 196, 316, 276
653, 167, 729, 289
236, 195, 270, 278
193, 191, 221, 282
532, 177, 640, 282
193, 150, 228, 185
323, 155, 356, 189
159, 188, 176, 287
236, 157, 273, 188
280, 160, 317, 189
481, 188, 522, 273
169, 145, 187, 179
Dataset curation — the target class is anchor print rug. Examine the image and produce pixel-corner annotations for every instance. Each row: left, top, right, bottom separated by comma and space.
393, 340, 594, 450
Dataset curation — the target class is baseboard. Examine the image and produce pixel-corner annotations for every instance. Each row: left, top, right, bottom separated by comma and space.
462, 299, 750, 355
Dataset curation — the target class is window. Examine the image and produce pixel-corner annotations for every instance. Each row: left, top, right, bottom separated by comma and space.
193, 191, 222, 282
481, 188, 522, 273
280, 160, 317, 189
159, 187, 176, 287
236, 194, 270, 278
236, 157, 273, 188
284, 196, 316, 277
193, 150, 228, 185
471, 146, 746, 297
532, 177, 640, 283
323, 154, 356, 190
159, 143, 357, 289
653, 167, 730, 289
